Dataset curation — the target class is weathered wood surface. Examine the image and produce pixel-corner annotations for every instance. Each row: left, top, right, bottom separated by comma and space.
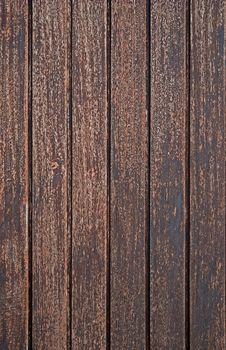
71, 1, 108, 349
0, 1, 29, 349
32, 0, 69, 348
0, 1, 225, 349
190, 1, 225, 348
110, 1, 148, 348
150, 1, 187, 348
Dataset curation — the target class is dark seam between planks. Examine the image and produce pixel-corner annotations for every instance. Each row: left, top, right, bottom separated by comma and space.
146, 0, 151, 349
28, 0, 33, 348
68, 0, 73, 349
107, 1, 111, 349
225, 2, 226, 346
225, 1, 226, 345
185, 0, 191, 349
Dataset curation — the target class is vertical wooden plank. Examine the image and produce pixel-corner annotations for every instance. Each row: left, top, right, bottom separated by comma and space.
0, 1, 28, 349
190, 1, 225, 348
71, 1, 107, 348
150, 1, 187, 348
32, 0, 68, 348
110, 1, 147, 348
0, 1, 28, 348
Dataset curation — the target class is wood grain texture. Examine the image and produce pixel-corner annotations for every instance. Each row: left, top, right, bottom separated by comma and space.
71, 1, 107, 349
190, 1, 225, 348
110, 1, 147, 348
150, 1, 187, 348
32, 1, 69, 348
1, 2, 226, 348
0, 1, 28, 349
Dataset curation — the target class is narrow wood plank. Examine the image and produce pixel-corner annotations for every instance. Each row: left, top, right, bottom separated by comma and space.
71, 1, 107, 348
190, 1, 225, 348
32, 1, 69, 348
150, 1, 187, 348
0, 1, 28, 348
110, 1, 147, 348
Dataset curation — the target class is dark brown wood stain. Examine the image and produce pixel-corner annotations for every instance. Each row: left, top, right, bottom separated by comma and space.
71, 1, 108, 349
110, 1, 147, 348
32, 0, 68, 348
0, 1, 29, 348
0, 1, 225, 349
150, 1, 187, 348
190, 1, 225, 348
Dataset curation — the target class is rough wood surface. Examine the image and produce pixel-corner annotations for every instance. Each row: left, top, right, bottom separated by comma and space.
71, 1, 108, 349
1, 1, 226, 348
110, 1, 147, 348
190, 1, 225, 348
0, 1, 28, 349
32, 1, 68, 348
150, 1, 187, 348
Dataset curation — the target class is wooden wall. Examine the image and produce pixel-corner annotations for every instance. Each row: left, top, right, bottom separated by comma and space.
0, 1, 225, 349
